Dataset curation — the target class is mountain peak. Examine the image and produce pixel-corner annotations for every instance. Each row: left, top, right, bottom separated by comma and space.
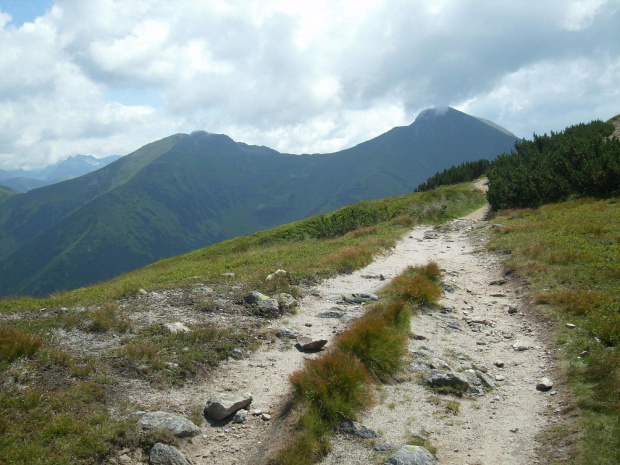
414, 106, 457, 122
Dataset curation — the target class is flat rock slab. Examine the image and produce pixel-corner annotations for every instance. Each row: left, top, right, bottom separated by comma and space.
138, 411, 200, 438
342, 293, 379, 304
204, 392, 253, 420
384, 445, 438, 465
276, 326, 302, 339
318, 310, 346, 318
339, 419, 381, 439
149, 443, 190, 465
297, 336, 328, 351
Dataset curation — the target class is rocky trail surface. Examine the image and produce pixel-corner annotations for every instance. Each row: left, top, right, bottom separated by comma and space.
111, 196, 561, 465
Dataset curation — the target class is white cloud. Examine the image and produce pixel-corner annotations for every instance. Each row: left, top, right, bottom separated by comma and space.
0, 0, 618, 169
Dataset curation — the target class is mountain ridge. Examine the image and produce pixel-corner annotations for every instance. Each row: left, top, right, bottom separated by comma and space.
0, 107, 518, 296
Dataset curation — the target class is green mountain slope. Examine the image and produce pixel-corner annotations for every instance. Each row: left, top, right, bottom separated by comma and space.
0, 108, 517, 296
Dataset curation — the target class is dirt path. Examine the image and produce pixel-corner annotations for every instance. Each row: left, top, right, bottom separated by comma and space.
124, 181, 554, 464
318, 216, 554, 465
154, 202, 552, 465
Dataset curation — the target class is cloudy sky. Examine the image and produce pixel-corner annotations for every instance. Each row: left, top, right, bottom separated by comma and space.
0, 0, 618, 170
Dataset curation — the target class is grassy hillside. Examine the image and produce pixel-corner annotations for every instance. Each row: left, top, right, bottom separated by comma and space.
0, 183, 484, 464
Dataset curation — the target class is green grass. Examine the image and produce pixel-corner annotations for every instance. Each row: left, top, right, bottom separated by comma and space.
0, 183, 484, 465
488, 197, 620, 465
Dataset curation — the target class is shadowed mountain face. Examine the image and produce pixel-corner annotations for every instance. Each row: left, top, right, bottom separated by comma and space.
0, 107, 517, 296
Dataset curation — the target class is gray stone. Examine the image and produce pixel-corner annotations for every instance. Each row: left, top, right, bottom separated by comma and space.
445, 321, 462, 331
422, 369, 470, 391
339, 419, 381, 439
274, 293, 298, 312
428, 359, 452, 371
233, 409, 248, 423
318, 310, 345, 318
230, 348, 244, 360
423, 230, 439, 239
297, 336, 328, 351
149, 443, 189, 465
342, 293, 379, 304
204, 392, 252, 421
164, 322, 191, 334
275, 325, 302, 339
474, 370, 497, 389
536, 378, 554, 391
407, 360, 431, 373
374, 442, 397, 452
138, 412, 200, 438
247, 291, 281, 315
384, 445, 437, 465
512, 341, 530, 351
340, 313, 358, 323
460, 369, 486, 395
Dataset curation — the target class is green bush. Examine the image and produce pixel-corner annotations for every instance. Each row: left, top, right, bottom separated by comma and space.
416, 159, 491, 191
487, 120, 619, 210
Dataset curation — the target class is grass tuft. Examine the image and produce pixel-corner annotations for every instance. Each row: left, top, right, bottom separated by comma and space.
334, 313, 407, 382
0, 326, 43, 363
290, 350, 374, 423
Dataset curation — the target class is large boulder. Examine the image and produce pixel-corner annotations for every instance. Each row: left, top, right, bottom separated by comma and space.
149, 443, 190, 465
384, 445, 437, 465
138, 411, 200, 438
204, 392, 253, 421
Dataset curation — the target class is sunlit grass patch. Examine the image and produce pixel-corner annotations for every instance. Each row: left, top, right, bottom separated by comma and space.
321, 247, 373, 274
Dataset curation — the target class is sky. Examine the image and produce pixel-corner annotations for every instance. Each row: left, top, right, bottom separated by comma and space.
0, 0, 618, 170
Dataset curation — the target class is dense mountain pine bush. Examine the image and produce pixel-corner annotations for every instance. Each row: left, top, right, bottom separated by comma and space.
415, 159, 491, 192
487, 120, 619, 210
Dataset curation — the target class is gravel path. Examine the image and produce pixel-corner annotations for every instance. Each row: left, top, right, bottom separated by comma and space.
163, 202, 553, 465
318, 215, 553, 465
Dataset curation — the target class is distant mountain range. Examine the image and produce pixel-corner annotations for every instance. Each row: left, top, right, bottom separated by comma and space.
0, 107, 518, 297
0, 154, 122, 192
